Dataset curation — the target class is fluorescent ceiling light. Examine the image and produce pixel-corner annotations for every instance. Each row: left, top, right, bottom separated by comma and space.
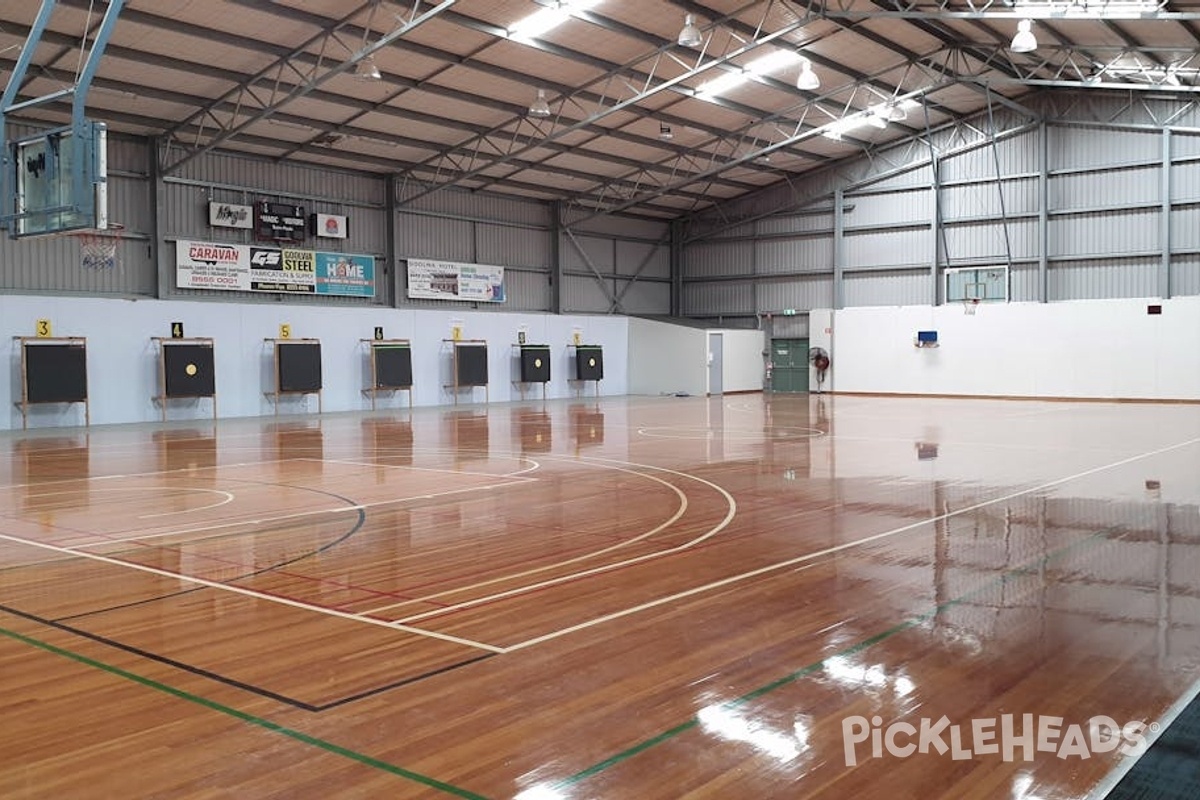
697, 49, 800, 98
509, 0, 601, 41
1096, 58, 1196, 86
1009, 0, 1163, 17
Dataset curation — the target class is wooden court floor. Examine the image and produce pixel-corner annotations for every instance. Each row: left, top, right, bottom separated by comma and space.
1, 393, 1198, 799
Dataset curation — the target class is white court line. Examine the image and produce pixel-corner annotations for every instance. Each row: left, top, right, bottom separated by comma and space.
0, 529, 503, 653
138, 490, 236, 519
506, 459, 541, 476
364, 458, 698, 617
311, 457, 539, 482
1085, 674, 1200, 800
73, 478, 533, 548
496, 435, 1200, 652
372, 457, 737, 620
0, 459, 295, 493
501, 562, 825, 652
15, 486, 237, 520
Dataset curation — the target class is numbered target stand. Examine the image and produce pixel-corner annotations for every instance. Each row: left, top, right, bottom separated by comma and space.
265, 337, 323, 415
568, 343, 603, 397
513, 343, 551, 401
361, 338, 413, 410
14, 336, 90, 429
152, 337, 217, 422
444, 339, 489, 406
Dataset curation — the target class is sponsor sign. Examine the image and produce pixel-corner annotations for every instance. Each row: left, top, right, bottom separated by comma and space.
176, 240, 250, 290
208, 201, 253, 229
177, 239, 374, 297
407, 258, 505, 303
250, 247, 316, 293
312, 212, 349, 239
316, 252, 374, 296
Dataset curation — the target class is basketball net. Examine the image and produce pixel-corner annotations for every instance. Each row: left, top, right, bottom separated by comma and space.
74, 223, 123, 270
963, 298, 980, 315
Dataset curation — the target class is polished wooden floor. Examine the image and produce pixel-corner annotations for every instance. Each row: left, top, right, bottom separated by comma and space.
1, 393, 1198, 799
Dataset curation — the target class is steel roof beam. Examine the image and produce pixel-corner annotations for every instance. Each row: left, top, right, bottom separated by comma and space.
159, 0, 458, 175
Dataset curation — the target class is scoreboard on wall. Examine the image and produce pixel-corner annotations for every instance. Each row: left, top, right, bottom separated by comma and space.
255, 201, 306, 242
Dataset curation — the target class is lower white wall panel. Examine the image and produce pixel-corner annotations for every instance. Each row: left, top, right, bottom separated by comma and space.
0, 295, 629, 430
821, 296, 1200, 400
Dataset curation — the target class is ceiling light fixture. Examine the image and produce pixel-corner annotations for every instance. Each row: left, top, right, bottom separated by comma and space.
659, 123, 673, 140
697, 50, 799, 98
528, 88, 552, 118
678, 13, 703, 48
1011, 19, 1037, 53
355, 55, 382, 80
510, 0, 600, 42
796, 56, 820, 91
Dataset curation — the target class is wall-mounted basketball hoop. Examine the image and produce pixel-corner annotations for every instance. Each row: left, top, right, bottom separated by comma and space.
73, 222, 123, 270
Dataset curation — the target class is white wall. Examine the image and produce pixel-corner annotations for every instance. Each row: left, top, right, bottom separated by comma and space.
627, 318, 763, 396
719, 329, 766, 393
627, 318, 706, 396
0, 295, 629, 430
820, 296, 1200, 400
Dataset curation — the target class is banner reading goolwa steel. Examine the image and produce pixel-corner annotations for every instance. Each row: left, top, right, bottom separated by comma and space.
176, 240, 375, 297
407, 258, 506, 303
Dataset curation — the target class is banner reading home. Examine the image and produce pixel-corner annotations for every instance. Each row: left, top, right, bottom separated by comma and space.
407, 258, 505, 303
176, 240, 375, 297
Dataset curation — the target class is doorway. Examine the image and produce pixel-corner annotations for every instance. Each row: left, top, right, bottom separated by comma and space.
770, 338, 809, 393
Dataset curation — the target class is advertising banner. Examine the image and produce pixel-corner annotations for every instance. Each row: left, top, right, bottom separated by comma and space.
316, 252, 374, 296
177, 240, 374, 297
176, 240, 250, 290
407, 259, 505, 303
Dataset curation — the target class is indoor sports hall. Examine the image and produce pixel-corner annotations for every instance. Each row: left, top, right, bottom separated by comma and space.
1, 2, 1199, 799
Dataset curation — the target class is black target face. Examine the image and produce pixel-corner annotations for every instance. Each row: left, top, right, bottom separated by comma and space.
520, 346, 551, 383
164, 344, 215, 398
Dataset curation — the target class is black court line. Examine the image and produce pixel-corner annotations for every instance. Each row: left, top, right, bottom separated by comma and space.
1, 602, 497, 712
53, 478, 368, 623
2, 473, 502, 710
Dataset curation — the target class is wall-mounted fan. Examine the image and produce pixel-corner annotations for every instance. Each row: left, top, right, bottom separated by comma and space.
808, 347, 831, 392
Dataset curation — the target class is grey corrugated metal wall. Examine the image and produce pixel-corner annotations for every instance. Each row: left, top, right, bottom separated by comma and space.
0, 127, 154, 296
681, 92, 1200, 320
2, 125, 672, 318
163, 146, 391, 306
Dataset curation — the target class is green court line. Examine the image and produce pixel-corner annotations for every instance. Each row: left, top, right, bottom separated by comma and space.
559, 527, 1120, 788
0, 625, 489, 800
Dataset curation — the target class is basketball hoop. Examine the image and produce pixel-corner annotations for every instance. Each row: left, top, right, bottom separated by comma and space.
963, 298, 980, 316
73, 223, 124, 270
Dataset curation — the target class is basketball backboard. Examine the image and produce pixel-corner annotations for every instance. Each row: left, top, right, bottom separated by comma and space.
945, 266, 1008, 304
5, 121, 108, 238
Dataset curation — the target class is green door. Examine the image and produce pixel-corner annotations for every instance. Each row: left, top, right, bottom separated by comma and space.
771, 338, 809, 393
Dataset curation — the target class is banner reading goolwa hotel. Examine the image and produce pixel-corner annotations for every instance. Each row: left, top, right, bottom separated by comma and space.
176, 241, 375, 297
407, 258, 506, 303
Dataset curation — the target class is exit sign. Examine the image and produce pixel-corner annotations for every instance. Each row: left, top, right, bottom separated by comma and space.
782, 308, 797, 316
